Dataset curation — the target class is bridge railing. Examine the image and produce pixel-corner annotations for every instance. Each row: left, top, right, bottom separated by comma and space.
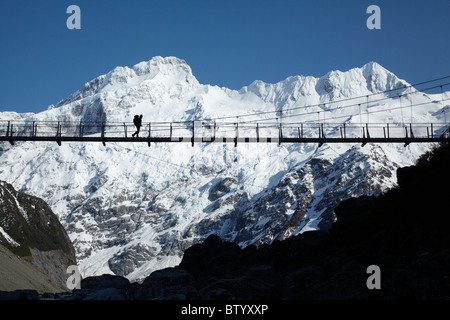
0, 120, 449, 142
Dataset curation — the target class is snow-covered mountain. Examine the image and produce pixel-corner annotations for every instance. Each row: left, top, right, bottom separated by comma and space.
0, 56, 448, 282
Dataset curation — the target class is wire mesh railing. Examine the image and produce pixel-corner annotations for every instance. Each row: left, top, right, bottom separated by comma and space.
0, 120, 449, 145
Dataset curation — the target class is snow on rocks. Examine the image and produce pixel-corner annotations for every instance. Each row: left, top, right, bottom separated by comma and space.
0, 57, 446, 282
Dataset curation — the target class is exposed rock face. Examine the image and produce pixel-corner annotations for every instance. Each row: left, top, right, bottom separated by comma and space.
0, 180, 77, 292
42, 142, 450, 300
199, 144, 397, 248
0, 244, 67, 294
208, 177, 238, 201
0, 57, 445, 281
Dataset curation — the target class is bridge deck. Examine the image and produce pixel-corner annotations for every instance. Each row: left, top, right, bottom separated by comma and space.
1, 120, 449, 147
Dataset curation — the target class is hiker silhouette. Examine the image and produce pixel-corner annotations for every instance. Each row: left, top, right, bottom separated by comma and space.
132, 115, 143, 138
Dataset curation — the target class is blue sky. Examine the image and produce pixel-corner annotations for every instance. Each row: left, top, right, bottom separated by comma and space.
1, 0, 449, 113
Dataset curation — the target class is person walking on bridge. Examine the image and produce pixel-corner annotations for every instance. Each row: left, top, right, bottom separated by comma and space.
132, 114, 143, 138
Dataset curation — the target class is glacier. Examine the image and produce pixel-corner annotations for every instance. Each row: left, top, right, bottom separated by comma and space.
0, 56, 448, 282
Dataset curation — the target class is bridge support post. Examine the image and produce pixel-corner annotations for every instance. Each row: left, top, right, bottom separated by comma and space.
235, 122, 238, 147
317, 123, 326, 147
361, 124, 367, 147
101, 122, 105, 146
148, 123, 151, 147
6, 121, 14, 145
257, 123, 260, 143
278, 123, 282, 146
56, 121, 62, 146
298, 123, 303, 139
32, 121, 37, 137
192, 121, 195, 147
409, 123, 414, 139
79, 121, 84, 137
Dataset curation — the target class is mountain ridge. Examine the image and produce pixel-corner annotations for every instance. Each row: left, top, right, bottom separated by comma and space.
0, 180, 77, 293
39, 142, 450, 300
0, 57, 447, 282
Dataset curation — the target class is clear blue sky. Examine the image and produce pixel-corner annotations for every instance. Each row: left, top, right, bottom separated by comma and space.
1, 0, 449, 113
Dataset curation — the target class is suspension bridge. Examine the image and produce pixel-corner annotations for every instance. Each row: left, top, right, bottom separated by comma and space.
1, 119, 449, 147
1, 76, 449, 147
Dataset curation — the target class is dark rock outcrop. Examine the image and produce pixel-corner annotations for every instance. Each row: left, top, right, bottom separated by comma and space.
40, 142, 450, 299
65, 274, 130, 300
0, 181, 77, 293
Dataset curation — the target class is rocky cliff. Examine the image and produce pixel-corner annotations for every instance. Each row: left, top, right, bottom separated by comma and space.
48, 142, 450, 300
0, 57, 447, 282
0, 181, 77, 293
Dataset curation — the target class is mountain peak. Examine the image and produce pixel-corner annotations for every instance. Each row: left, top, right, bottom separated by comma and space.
314, 62, 408, 99
95, 56, 195, 92
242, 62, 408, 109
132, 56, 193, 77
54, 56, 196, 109
362, 61, 384, 70
361, 61, 408, 93
1, 57, 445, 283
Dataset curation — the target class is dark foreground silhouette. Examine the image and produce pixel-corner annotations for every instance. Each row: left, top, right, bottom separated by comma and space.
2, 142, 450, 300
